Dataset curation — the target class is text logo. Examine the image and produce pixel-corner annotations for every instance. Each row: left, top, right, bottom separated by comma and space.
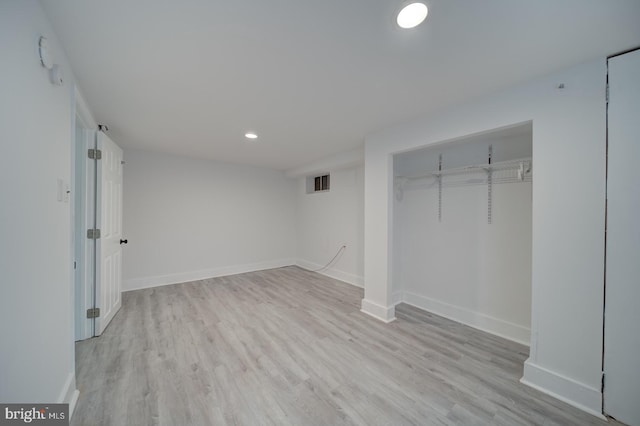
0, 404, 68, 426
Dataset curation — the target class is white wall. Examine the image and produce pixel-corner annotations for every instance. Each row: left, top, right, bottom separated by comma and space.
363, 59, 608, 416
395, 180, 532, 344
0, 0, 78, 406
296, 166, 365, 287
121, 149, 297, 290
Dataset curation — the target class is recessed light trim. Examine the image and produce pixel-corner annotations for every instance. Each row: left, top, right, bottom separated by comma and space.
245, 132, 258, 139
397, 2, 428, 29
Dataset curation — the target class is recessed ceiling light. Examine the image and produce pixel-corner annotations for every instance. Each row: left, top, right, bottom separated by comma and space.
397, 2, 428, 29
245, 132, 258, 139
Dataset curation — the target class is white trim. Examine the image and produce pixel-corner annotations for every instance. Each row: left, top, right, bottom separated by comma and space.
74, 86, 97, 129
521, 359, 604, 420
296, 259, 364, 288
56, 372, 74, 403
68, 390, 80, 418
360, 298, 396, 323
402, 291, 531, 346
123, 259, 296, 291
57, 372, 79, 416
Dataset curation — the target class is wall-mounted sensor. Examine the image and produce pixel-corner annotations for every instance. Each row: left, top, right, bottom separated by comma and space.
39, 36, 63, 86
98, 124, 109, 132
39, 36, 53, 69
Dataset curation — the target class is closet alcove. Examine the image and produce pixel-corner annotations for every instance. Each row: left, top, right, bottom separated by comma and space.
392, 122, 533, 345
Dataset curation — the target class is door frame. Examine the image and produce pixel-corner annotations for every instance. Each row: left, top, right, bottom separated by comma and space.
602, 46, 640, 422
72, 86, 98, 341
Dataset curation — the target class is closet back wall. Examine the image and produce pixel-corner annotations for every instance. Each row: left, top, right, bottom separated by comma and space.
122, 149, 297, 291
395, 180, 532, 344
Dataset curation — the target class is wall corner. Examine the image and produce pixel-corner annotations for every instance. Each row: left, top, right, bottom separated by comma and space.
360, 298, 396, 323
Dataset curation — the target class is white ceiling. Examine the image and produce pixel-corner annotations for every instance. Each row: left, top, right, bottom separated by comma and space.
41, 0, 640, 170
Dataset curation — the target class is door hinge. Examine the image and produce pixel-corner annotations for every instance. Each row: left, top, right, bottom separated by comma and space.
606, 83, 609, 105
86, 308, 100, 318
87, 228, 101, 239
601, 373, 605, 392
88, 148, 102, 160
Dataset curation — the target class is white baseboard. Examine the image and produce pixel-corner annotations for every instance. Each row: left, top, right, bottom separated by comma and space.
295, 259, 364, 288
360, 298, 396, 323
68, 390, 80, 418
57, 371, 79, 417
123, 258, 296, 292
521, 359, 604, 420
401, 291, 531, 346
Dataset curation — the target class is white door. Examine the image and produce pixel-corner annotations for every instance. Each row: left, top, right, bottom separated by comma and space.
95, 132, 124, 335
604, 48, 640, 426
74, 126, 96, 341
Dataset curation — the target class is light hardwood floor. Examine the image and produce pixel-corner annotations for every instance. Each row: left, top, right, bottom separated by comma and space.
72, 266, 617, 425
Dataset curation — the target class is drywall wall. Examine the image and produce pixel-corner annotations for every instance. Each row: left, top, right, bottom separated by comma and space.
395, 181, 532, 344
0, 0, 78, 406
296, 166, 365, 286
286, 147, 363, 179
363, 59, 607, 416
121, 149, 297, 290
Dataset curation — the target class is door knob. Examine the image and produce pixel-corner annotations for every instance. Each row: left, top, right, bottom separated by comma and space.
120, 239, 128, 245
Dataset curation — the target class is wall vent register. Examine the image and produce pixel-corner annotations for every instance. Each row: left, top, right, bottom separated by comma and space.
306, 174, 330, 194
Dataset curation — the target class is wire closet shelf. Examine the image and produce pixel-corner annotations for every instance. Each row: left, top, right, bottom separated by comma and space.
394, 154, 532, 224
395, 157, 533, 188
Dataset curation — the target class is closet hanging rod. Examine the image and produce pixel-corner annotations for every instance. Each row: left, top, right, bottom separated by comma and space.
397, 157, 532, 180
397, 175, 532, 191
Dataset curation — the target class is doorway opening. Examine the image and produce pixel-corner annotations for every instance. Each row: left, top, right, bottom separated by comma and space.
73, 114, 97, 341
602, 47, 640, 425
72, 109, 124, 341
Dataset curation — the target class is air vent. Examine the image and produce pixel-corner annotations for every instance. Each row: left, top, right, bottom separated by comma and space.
306, 174, 330, 194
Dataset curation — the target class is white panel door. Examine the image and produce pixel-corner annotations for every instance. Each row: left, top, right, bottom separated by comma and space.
95, 132, 124, 335
74, 127, 96, 341
604, 49, 640, 426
